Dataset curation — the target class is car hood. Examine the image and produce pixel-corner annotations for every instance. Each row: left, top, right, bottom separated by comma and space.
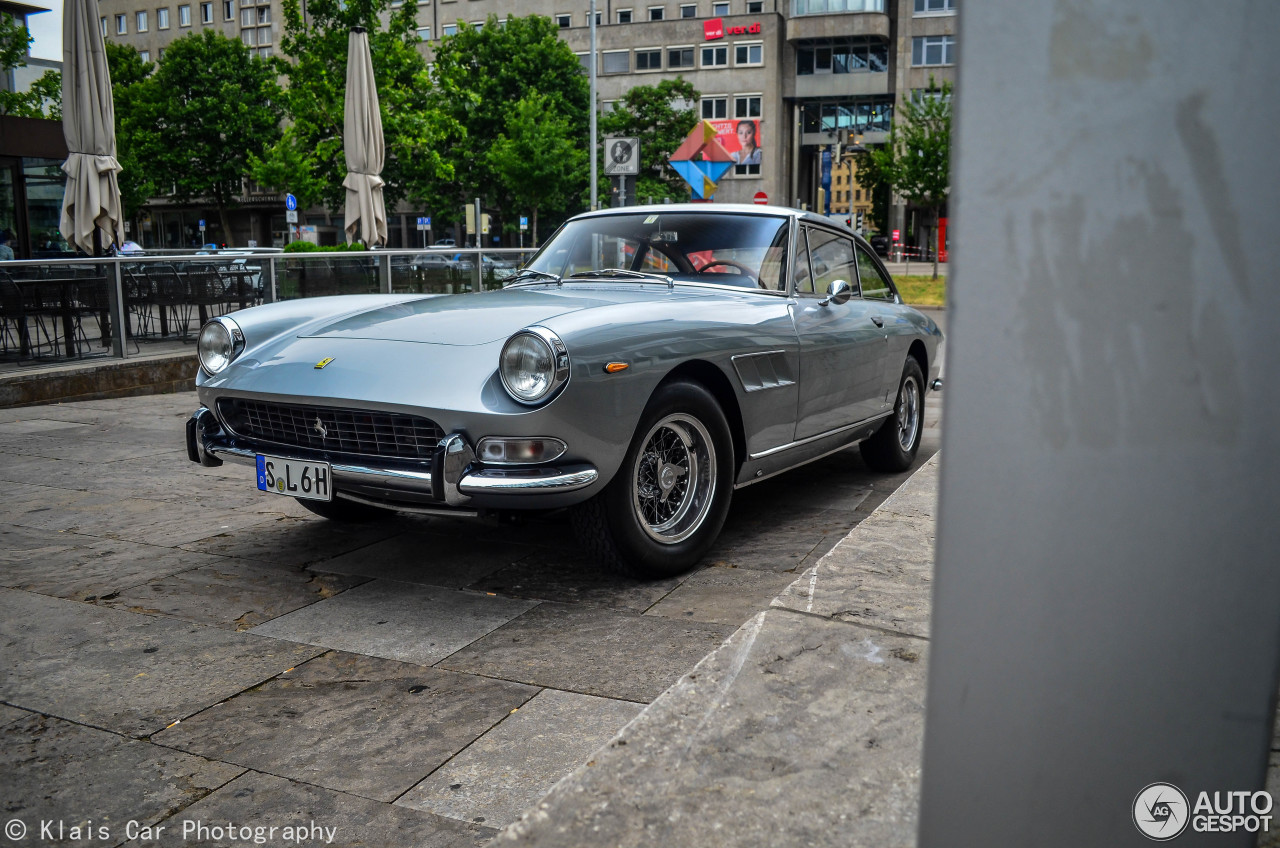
298, 285, 704, 346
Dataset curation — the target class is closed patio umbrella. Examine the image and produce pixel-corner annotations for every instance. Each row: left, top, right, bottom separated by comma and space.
59, 0, 124, 255
342, 27, 387, 247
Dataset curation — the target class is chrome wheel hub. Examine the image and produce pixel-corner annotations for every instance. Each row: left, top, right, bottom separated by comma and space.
897, 375, 921, 451
632, 414, 716, 545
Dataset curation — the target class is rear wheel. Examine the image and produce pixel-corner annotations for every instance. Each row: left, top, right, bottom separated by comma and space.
860, 357, 925, 473
297, 496, 391, 522
572, 380, 734, 579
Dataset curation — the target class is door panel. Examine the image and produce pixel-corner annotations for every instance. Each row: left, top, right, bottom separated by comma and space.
792, 227, 888, 439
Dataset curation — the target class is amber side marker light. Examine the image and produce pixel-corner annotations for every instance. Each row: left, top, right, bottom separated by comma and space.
604, 362, 629, 373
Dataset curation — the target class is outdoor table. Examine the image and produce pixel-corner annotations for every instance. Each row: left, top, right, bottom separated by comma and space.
14, 277, 109, 358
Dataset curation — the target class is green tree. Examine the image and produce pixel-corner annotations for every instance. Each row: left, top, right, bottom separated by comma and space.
599, 78, 700, 202
425, 15, 588, 241
105, 42, 155, 219
871, 80, 952, 278
0, 12, 59, 118
851, 146, 892, 236
487, 92, 586, 246
140, 31, 282, 244
250, 0, 450, 218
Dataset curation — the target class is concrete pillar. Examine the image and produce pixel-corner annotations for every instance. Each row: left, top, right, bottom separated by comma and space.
919, 2, 1280, 846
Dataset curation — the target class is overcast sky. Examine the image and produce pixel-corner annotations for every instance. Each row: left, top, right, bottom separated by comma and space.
27, 0, 63, 62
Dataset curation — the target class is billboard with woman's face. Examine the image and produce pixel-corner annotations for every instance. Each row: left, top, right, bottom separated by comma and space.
708, 119, 762, 169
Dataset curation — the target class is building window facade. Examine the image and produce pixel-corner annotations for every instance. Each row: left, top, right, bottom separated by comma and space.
796, 37, 888, 74
792, 0, 883, 13
701, 96, 727, 119
701, 44, 728, 67
734, 94, 761, 118
679, 3, 696, 17
139, 49, 150, 61
136, 11, 148, 31
115, 14, 127, 34
747, 0, 763, 10
914, 0, 956, 12
636, 48, 661, 70
735, 41, 763, 66
443, 23, 457, 35
911, 34, 954, 65
712, 1, 729, 15
223, 1, 233, 20
668, 46, 694, 68
416, 25, 430, 39
178, 4, 191, 26
650, 6, 667, 20
555, 13, 570, 27
617, 8, 632, 22
200, 2, 213, 23
801, 96, 893, 133
602, 50, 629, 74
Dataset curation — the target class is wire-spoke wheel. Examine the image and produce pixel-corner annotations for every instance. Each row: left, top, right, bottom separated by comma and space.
860, 356, 926, 473
631, 414, 716, 544
572, 380, 734, 579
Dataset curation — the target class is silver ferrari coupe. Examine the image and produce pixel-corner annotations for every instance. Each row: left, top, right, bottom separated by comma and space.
186, 204, 943, 577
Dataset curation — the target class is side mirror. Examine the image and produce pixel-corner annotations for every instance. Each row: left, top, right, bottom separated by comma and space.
819, 279, 853, 306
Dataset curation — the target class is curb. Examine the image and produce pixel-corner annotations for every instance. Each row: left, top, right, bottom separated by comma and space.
0, 351, 197, 409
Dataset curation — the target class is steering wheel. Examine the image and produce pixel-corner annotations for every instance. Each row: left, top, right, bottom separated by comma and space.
700, 260, 759, 287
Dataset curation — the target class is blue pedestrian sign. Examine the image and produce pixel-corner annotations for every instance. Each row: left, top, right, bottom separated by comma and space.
285, 194, 298, 211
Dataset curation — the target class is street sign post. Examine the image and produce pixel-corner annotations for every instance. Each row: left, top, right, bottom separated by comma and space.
285, 194, 298, 211
519, 215, 528, 249
603, 137, 640, 176
417, 216, 431, 247
753, 191, 768, 205
285, 210, 298, 224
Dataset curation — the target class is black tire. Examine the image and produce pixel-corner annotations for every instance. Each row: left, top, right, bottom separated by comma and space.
297, 496, 391, 522
860, 357, 925, 473
572, 380, 734, 579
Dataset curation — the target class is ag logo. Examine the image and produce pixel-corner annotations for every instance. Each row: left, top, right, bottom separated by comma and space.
1134, 783, 1190, 840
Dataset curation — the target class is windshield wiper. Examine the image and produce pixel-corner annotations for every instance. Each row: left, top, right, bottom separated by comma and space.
567, 268, 674, 286
507, 268, 563, 286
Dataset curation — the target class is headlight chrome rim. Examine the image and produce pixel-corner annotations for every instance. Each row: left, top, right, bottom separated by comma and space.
499, 326, 570, 405
197, 316, 245, 375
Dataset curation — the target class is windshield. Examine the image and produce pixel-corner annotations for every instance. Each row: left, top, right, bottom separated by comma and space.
518, 212, 791, 291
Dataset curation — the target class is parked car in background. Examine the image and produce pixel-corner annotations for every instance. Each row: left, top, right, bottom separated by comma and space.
869, 234, 890, 257
187, 204, 942, 578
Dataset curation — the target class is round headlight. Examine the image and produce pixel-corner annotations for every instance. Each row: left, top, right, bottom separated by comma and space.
499, 327, 569, 404
197, 319, 237, 374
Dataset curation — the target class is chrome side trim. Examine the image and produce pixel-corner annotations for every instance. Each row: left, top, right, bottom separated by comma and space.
337, 490, 479, 518
930, 377, 943, 392
441, 433, 476, 506
748, 411, 894, 461
205, 445, 435, 495
458, 465, 599, 494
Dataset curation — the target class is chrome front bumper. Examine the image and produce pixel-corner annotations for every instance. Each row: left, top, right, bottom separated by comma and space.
187, 407, 599, 508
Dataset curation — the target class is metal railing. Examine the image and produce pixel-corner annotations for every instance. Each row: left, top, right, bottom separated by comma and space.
0, 247, 537, 369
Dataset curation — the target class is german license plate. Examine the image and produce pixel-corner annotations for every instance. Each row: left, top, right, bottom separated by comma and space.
256, 455, 332, 502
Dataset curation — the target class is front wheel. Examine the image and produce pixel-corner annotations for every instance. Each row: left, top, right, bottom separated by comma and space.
860, 357, 925, 473
572, 380, 734, 579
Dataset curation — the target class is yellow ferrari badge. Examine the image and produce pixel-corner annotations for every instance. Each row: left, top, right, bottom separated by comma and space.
315, 357, 334, 369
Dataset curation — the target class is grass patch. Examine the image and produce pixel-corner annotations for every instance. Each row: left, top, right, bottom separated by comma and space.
894, 274, 947, 307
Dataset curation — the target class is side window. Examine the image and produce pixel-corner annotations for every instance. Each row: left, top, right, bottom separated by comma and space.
806, 228, 857, 296
856, 242, 895, 301
792, 227, 814, 294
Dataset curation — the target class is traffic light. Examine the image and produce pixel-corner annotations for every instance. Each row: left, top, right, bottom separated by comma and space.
856, 211, 865, 232
464, 204, 476, 234
481, 213, 491, 235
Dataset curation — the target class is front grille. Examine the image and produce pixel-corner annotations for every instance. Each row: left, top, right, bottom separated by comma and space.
218, 398, 443, 460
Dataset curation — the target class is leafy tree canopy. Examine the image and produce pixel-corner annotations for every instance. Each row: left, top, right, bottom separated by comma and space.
425, 14, 589, 219
137, 31, 283, 243
598, 78, 700, 202
251, 0, 451, 215
487, 92, 587, 245
0, 12, 59, 118
106, 42, 156, 218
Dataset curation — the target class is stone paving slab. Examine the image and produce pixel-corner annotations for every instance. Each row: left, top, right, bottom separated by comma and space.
440, 603, 737, 703
0, 714, 244, 848
0, 418, 94, 435
178, 516, 397, 570
0, 703, 29, 728
0, 589, 324, 737
397, 688, 645, 828
0, 527, 228, 602
152, 651, 537, 802
250, 579, 539, 666
471, 550, 685, 613
500, 609, 928, 848
103, 560, 368, 631
643, 565, 798, 626
280, 528, 531, 588
0, 433, 176, 463
125, 771, 497, 848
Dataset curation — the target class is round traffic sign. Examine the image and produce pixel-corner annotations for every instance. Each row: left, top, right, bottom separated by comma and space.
285, 193, 298, 211
753, 191, 768, 205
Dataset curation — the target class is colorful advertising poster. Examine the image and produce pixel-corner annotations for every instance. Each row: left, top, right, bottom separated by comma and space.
707, 119, 763, 169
